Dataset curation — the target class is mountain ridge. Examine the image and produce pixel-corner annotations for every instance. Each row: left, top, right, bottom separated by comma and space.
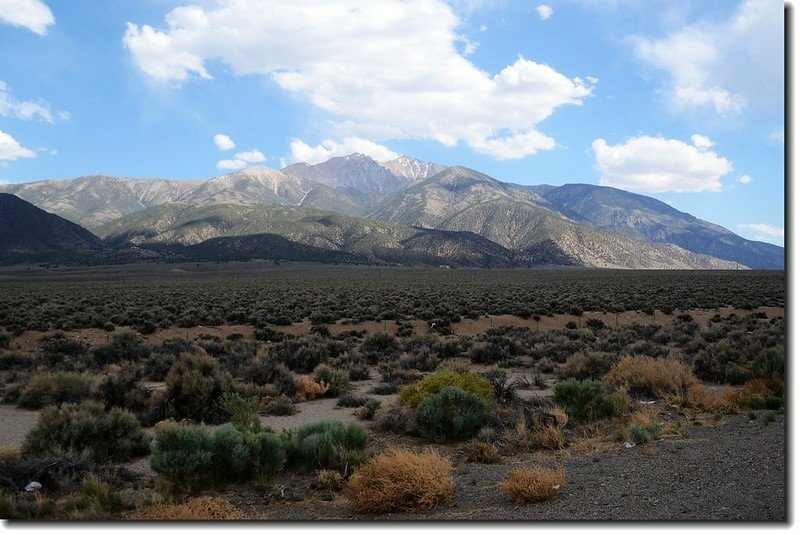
0, 153, 782, 269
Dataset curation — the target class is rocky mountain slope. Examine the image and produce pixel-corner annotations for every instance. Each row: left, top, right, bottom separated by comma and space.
0, 193, 103, 263
0, 175, 202, 229
97, 202, 528, 268
541, 184, 784, 269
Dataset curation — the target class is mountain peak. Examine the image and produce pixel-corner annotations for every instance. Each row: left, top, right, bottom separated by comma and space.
380, 155, 447, 181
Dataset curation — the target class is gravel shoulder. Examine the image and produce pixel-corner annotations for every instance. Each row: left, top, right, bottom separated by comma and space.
260, 412, 786, 521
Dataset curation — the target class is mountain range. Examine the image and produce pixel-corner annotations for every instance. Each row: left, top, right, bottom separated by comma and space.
0, 154, 783, 269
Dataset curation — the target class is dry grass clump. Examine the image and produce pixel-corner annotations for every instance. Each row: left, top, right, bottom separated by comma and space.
345, 448, 454, 514
0, 446, 21, 463
685, 384, 738, 413
132, 496, 243, 520
500, 466, 565, 504
466, 441, 502, 464
505, 409, 568, 452
604, 355, 698, 399
295, 376, 328, 401
316, 469, 345, 491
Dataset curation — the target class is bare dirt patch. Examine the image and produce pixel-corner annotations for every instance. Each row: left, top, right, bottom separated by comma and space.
0, 404, 39, 447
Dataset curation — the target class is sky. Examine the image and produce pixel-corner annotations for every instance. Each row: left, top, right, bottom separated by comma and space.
0, 0, 786, 245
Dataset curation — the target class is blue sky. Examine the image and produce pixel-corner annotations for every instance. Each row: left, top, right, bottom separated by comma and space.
0, 0, 785, 245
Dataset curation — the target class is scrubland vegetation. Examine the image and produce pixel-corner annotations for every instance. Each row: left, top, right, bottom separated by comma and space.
0, 265, 785, 519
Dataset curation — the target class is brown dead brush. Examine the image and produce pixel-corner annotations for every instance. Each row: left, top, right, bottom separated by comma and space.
505, 412, 566, 452
295, 376, 328, 402
604, 355, 698, 399
345, 448, 454, 514
684, 384, 739, 413
466, 441, 502, 464
316, 469, 345, 491
0, 446, 21, 463
132, 496, 243, 520
500, 466, 565, 504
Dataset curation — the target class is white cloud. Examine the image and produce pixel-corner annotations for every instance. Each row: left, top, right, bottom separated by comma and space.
213, 134, 235, 151
216, 149, 266, 170
124, 0, 593, 160
0, 0, 54, 35
285, 137, 399, 166
737, 174, 753, 184
0, 79, 62, 123
0, 129, 36, 161
592, 135, 733, 193
479, 24, 488, 32
235, 150, 266, 163
536, 5, 553, 20
738, 223, 783, 244
690, 134, 714, 150
631, 0, 782, 117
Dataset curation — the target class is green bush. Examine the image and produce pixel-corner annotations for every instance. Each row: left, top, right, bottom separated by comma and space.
22, 402, 150, 462
150, 420, 286, 491
39, 333, 87, 359
285, 420, 368, 470
400, 369, 494, 408
312, 365, 350, 397
17, 372, 96, 409
412, 386, 487, 440
165, 351, 235, 423
753, 349, 783, 379
0, 332, 9, 349
91, 329, 150, 365
219, 391, 261, 432
94, 363, 148, 414
552, 379, 613, 422
150, 421, 213, 490
211, 424, 259, 481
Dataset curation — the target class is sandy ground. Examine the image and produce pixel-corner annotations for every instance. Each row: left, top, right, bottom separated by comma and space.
0, 404, 40, 448
4, 306, 784, 353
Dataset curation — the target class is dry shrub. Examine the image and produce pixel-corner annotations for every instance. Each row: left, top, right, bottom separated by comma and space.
345, 448, 454, 514
685, 384, 738, 413
133, 497, 243, 520
548, 407, 569, 429
500, 466, 565, 504
691, 378, 784, 412
466, 441, 502, 464
604, 356, 697, 399
628, 404, 660, 429
505, 414, 565, 452
316, 469, 344, 491
295, 376, 328, 402
0, 446, 21, 463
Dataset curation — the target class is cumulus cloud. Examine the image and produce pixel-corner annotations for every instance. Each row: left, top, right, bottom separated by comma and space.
285, 137, 399, 166
738, 223, 783, 244
536, 5, 554, 20
217, 149, 266, 170
690, 134, 714, 150
123, 0, 594, 160
213, 134, 235, 151
0, 0, 54, 35
0, 129, 36, 161
592, 134, 733, 193
0, 79, 63, 123
737, 174, 753, 184
631, 0, 782, 117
